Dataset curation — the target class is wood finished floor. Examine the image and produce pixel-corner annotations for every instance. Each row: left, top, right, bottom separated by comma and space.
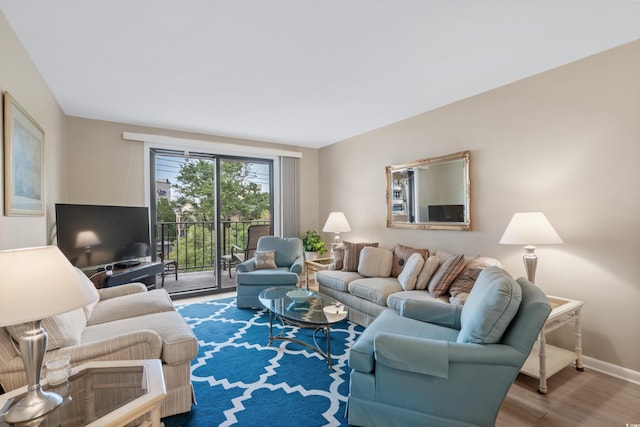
173, 279, 640, 426
498, 367, 640, 426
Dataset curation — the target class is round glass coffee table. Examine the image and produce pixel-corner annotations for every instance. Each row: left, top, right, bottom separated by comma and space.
258, 286, 348, 369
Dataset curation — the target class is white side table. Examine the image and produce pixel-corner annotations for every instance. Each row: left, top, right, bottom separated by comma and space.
520, 295, 585, 394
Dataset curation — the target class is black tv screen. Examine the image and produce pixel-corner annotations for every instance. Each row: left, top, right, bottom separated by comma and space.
55, 203, 151, 269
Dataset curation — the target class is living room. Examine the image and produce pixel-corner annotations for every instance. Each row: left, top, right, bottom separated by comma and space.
0, 2, 639, 426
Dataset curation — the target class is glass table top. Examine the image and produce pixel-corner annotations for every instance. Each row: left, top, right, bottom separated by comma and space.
258, 286, 347, 326
0, 365, 147, 427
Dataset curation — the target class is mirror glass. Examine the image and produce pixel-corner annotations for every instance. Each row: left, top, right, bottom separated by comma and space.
386, 150, 470, 231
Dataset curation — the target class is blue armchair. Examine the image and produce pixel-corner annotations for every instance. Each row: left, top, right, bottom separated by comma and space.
347, 267, 551, 427
235, 236, 304, 308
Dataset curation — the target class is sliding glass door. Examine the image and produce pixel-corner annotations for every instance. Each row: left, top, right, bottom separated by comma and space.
150, 149, 273, 297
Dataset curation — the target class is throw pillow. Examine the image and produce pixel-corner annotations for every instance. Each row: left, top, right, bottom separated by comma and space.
7, 308, 86, 351
457, 266, 522, 344
342, 242, 379, 272
391, 244, 429, 277
414, 255, 441, 290
397, 253, 425, 290
448, 268, 483, 297
358, 247, 393, 278
255, 250, 277, 270
427, 254, 466, 298
329, 245, 344, 270
449, 256, 502, 297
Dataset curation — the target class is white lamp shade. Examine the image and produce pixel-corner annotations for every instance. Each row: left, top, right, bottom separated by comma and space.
322, 212, 352, 233
499, 212, 563, 245
75, 230, 101, 248
0, 246, 99, 327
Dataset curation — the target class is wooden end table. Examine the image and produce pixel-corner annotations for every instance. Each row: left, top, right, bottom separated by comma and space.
520, 295, 585, 394
304, 257, 333, 289
0, 360, 166, 427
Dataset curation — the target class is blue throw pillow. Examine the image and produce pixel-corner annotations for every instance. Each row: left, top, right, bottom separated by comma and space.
457, 266, 522, 344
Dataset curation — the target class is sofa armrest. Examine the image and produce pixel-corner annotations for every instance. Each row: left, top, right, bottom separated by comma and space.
373, 333, 525, 379
98, 283, 148, 300
289, 255, 304, 275
236, 259, 256, 273
0, 331, 163, 392
400, 299, 462, 329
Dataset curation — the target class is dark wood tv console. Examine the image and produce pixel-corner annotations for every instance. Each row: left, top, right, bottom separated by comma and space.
88, 261, 164, 290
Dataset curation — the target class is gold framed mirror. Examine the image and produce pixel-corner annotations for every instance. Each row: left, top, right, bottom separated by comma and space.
386, 150, 470, 231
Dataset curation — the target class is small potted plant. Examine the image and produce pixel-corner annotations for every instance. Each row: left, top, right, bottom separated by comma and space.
302, 230, 327, 260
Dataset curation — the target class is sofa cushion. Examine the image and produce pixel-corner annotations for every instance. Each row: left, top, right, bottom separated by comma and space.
348, 277, 402, 306
457, 267, 522, 344
427, 254, 466, 297
358, 247, 393, 278
397, 253, 424, 290
415, 256, 440, 290
391, 244, 429, 277
343, 241, 379, 272
317, 270, 363, 293
87, 289, 175, 326
386, 290, 447, 312
255, 250, 277, 269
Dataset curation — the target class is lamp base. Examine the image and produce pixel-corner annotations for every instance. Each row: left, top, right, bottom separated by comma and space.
523, 245, 538, 284
6, 321, 63, 423
5, 388, 63, 423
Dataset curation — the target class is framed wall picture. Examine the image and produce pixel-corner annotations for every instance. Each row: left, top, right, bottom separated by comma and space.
3, 91, 45, 216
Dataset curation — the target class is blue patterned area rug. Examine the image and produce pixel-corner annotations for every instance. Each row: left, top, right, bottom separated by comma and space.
163, 297, 363, 427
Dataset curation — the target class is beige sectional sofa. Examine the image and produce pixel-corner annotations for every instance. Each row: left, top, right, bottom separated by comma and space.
317, 242, 501, 327
0, 282, 198, 418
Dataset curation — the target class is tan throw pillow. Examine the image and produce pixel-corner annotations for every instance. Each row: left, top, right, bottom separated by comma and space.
391, 244, 429, 277
7, 308, 86, 351
342, 242, 379, 272
329, 246, 344, 270
397, 253, 425, 290
415, 255, 441, 290
358, 247, 393, 278
255, 250, 277, 270
427, 254, 466, 297
449, 267, 483, 297
448, 256, 501, 297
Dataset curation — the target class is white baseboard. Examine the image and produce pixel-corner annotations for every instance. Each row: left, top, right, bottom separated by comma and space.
582, 355, 640, 385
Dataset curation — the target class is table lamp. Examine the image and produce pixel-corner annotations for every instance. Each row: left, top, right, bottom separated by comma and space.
322, 212, 352, 247
499, 212, 563, 284
0, 246, 99, 423
75, 230, 101, 266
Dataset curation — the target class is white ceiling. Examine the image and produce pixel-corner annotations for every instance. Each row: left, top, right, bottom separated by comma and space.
2, 1, 640, 149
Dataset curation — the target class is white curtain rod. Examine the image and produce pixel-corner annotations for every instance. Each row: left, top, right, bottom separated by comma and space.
123, 131, 303, 159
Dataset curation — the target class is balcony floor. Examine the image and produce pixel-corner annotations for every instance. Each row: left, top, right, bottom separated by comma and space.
158, 268, 237, 297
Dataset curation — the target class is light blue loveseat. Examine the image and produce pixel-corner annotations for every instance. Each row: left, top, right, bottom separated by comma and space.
347, 267, 551, 427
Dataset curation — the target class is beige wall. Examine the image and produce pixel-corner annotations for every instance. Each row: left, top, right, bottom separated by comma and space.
0, 12, 67, 250
64, 117, 320, 232
320, 40, 640, 372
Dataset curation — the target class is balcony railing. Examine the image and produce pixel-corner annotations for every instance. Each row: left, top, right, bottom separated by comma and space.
157, 220, 269, 273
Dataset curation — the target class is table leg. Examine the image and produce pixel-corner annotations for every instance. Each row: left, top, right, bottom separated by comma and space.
326, 325, 332, 369
574, 308, 584, 371
537, 328, 548, 394
268, 311, 274, 345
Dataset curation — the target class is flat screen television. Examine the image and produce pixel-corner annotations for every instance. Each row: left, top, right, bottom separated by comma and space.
55, 203, 151, 270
